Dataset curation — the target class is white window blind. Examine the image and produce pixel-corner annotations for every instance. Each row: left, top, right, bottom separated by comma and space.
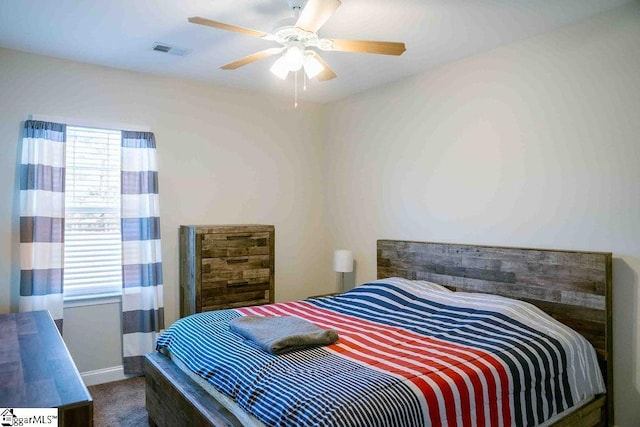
63, 126, 122, 298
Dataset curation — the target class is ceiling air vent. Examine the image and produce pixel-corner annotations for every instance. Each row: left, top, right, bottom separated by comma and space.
152, 43, 189, 56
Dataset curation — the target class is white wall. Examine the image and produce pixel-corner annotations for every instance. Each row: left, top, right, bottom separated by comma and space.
323, 4, 640, 425
0, 47, 334, 379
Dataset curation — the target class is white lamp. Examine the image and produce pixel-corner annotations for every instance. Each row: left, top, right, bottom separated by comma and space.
270, 43, 325, 80
270, 56, 290, 80
303, 53, 324, 79
333, 249, 353, 292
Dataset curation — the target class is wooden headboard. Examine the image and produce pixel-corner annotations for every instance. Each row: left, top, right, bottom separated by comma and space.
377, 240, 613, 424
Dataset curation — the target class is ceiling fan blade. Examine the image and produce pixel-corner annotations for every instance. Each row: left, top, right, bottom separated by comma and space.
188, 17, 270, 39
295, 0, 341, 33
328, 39, 406, 56
312, 53, 337, 81
220, 48, 284, 70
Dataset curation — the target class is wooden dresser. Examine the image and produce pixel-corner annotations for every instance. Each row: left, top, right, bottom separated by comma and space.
0, 310, 93, 426
179, 224, 275, 317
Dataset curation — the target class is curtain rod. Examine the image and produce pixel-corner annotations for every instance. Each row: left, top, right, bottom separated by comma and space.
29, 114, 151, 132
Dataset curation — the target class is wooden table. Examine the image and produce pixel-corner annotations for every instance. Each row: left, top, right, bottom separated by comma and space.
0, 310, 93, 426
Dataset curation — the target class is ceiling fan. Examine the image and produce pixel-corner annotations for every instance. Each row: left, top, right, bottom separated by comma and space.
188, 0, 406, 82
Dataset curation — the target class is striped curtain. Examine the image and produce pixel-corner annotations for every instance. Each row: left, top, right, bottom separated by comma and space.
19, 120, 66, 333
121, 130, 164, 374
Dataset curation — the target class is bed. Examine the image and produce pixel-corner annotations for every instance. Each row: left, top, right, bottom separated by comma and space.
144, 240, 613, 426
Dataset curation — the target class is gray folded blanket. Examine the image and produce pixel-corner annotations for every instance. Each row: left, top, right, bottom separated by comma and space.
229, 315, 339, 355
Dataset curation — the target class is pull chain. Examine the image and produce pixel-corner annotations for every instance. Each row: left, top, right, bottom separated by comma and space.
294, 70, 298, 108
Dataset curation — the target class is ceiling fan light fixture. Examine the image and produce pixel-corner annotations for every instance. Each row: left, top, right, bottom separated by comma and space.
270, 56, 290, 80
303, 53, 324, 79
282, 44, 305, 71
271, 42, 307, 79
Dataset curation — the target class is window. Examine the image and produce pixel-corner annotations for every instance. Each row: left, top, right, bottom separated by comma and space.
63, 126, 122, 298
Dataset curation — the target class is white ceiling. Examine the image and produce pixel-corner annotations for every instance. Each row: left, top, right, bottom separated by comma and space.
0, 0, 631, 103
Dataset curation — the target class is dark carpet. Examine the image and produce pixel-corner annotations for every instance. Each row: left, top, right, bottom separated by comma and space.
88, 377, 148, 427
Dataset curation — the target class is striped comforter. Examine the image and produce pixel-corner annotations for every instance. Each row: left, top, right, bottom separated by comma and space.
156, 278, 605, 426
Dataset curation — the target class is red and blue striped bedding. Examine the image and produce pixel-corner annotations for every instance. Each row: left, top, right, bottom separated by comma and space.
156, 278, 604, 426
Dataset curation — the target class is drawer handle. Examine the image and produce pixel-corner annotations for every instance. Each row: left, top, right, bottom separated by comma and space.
228, 281, 249, 287
227, 234, 251, 240
227, 258, 249, 264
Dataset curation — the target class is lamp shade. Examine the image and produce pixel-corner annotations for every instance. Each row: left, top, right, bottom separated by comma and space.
333, 249, 353, 273
270, 56, 290, 80
303, 54, 324, 79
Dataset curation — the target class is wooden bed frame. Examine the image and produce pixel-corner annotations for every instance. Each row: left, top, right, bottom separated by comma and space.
145, 240, 613, 426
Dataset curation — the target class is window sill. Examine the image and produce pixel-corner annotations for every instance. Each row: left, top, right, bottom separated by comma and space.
64, 292, 122, 308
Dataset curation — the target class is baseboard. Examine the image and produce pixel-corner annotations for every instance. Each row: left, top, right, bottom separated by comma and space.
81, 365, 134, 386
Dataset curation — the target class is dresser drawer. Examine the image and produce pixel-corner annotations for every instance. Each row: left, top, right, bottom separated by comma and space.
201, 255, 270, 281
200, 232, 270, 258
201, 281, 271, 311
